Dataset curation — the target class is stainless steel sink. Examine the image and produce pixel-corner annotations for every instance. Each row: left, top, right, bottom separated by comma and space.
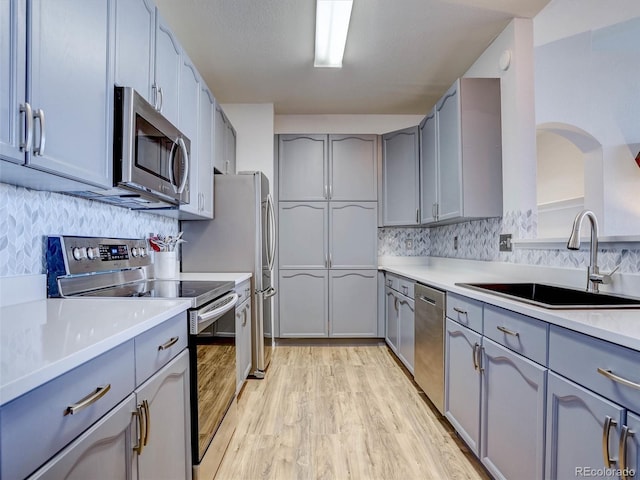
456, 282, 640, 309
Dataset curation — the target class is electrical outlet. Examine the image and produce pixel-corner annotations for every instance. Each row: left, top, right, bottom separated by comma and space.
405, 239, 413, 250
499, 234, 513, 252
454, 236, 458, 250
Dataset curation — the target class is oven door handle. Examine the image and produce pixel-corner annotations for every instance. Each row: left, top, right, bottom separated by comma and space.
197, 292, 238, 324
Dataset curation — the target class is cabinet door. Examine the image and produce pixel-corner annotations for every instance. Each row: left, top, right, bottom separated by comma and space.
236, 299, 252, 394
28, 395, 137, 480
397, 295, 415, 373
279, 202, 328, 269
177, 56, 199, 216
214, 103, 226, 173
136, 350, 191, 480
329, 134, 377, 201
545, 372, 624, 480
27, 0, 114, 188
382, 126, 420, 225
197, 87, 215, 218
279, 270, 328, 337
480, 338, 546, 480
445, 318, 482, 455
622, 412, 639, 478
154, 10, 181, 127
114, 0, 155, 103
0, 0, 26, 164
329, 201, 377, 269
419, 110, 437, 224
436, 81, 462, 221
385, 287, 399, 353
225, 121, 236, 174
278, 134, 327, 201
329, 270, 377, 337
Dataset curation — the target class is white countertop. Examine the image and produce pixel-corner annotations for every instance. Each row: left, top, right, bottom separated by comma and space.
0, 297, 191, 406
380, 262, 640, 352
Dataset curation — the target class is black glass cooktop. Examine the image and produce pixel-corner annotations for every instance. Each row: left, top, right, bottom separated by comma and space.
76, 280, 235, 308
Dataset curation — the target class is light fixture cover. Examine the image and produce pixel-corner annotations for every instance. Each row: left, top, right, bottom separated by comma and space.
314, 0, 353, 68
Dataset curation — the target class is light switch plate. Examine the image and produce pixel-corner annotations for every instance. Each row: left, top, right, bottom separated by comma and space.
499, 234, 512, 252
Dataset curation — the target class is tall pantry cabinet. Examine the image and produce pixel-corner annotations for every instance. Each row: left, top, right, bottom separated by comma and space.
277, 134, 378, 338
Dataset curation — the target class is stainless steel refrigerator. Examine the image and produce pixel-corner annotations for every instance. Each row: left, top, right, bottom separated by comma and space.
181, 171, 276, 377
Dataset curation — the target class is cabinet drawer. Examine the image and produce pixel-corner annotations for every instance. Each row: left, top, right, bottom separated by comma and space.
446, 292, 483, 333
384, 273, 414, 299
549, 325, 640, 413
385, 273, 399, 291
235, 279, 252, 307
484, 305, 548, 365
135, 312, 188, 386
0, 341, 135, 480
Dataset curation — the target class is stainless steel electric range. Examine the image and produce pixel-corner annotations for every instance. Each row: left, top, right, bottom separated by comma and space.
46, 235, 239, 479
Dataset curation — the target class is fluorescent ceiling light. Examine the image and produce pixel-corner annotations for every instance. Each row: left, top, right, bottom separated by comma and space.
314, 0, 353, 68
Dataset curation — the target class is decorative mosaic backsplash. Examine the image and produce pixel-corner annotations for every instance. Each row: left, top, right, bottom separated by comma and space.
0, 183, 178, 277
379, 210, 640, 274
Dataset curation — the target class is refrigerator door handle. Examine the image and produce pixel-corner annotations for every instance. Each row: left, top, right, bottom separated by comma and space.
263, 286, 277, 299
266, 194, 277, 271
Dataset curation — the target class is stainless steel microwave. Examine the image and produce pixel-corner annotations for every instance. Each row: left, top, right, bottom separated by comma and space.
113, 86, 190, 205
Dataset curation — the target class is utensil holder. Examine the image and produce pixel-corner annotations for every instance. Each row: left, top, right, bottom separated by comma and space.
154, 251, 177, 279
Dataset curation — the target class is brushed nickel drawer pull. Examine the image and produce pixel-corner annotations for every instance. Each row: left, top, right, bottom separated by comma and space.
496, 326, 520, 337
64, 384, 111, 416
158, 336, 179, 351
472, 343, 479, 370
453, 307, 468, 315
619, 425, 634, 480
602, 415, 617, 468
597, 368, 640, 391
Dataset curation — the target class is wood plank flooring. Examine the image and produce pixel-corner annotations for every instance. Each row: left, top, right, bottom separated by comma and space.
214, 345, 490, 480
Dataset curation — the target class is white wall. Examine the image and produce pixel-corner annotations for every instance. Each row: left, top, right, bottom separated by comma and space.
533, 4, 640, 235
220, 103, 275, 187
464, 18, 537, 216
536, 131, 584, 204
274, 114, 423, 134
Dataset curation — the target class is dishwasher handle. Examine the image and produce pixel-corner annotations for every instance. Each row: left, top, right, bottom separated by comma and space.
415, 284, 445, 310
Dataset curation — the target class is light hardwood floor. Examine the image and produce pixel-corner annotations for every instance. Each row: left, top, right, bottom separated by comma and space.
214, 344, 490, 480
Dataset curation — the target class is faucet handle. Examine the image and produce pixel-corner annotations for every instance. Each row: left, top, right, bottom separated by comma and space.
590, 265, 620, 286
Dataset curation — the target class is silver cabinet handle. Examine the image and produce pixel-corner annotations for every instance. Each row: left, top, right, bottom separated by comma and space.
478, 346, 484, 372
64, 384, 111, 416
453, 307, 468, 315
19, 103, 33, 152
602, 415, 617, 468
432, 203, 437, 219
472, 343, 479, 370
176, 137, 189, 194
386, 279, 392, 287
329, 184, 332, 199
496, 325, 520, 337
329, 252, 332, 268
619, 425, 634, 480
416, 209, 419, 223
157, 87, 164, 113
324, 184, 328, 199
242, 306, 248, 326
394, 296, 399, 311
152, 84, 159, 110
142, 399, 150, 446
597, 368, 640, 391
325, 254, 328, 268
402, 285, 408, 295
158, 336, 179, 351
133, 403, 146, 455
34, 109, 46, 156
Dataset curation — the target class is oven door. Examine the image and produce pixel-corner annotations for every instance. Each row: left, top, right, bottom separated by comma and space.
188, 302, 236, 466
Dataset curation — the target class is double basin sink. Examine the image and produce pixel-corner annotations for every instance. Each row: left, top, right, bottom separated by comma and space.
457, 282, 640, 309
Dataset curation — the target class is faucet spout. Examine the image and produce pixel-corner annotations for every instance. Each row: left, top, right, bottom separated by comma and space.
567, 210, 600, 292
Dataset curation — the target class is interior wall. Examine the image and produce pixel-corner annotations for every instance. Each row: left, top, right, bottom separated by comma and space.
221, 103, 275, 188
274, 114, 424, 134
536, 131, 584, 204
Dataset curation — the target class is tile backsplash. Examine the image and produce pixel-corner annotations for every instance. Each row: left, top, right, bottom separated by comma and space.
379, 210, 640, 274
0, 183, 178, 277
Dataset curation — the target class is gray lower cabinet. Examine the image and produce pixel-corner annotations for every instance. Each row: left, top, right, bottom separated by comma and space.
235, 280, 252, 394
384, 275, 415, 373
480, 338, 546, 480
279, 270, 329, 337
545, 372, 624, 480
279, 202, 328, 269
381, 126, 420, 226
444, 317, 482, 455
329, 270, 377, 337
385, 287, 399, 353
625, 412, 640, 478
28, 394, 138, 480
397, 294, 415, 373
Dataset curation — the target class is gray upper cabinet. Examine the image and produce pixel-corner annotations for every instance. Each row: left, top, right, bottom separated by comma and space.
329, 202, 377, 269
419, 110, 437, 224
382, 126, 420, 226
424, 78, 503, 225
214, 103, 236, 174
196, 86, 215, 218
154, 10, 181, 128
114, 0, 155, 103
279, 202, 328, 269
329, 135, 377, 201
176, 55, 199, 218
278, 134, 327, 201
0, 0, 26, 165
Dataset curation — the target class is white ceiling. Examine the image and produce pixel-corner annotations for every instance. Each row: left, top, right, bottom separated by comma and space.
154, 0, 550, 115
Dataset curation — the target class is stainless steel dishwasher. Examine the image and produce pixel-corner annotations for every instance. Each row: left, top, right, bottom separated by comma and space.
414, 283, 446, 414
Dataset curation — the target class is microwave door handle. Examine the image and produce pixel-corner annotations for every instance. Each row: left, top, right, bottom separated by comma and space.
176, 137, 189, 194
168, 140, 178, 193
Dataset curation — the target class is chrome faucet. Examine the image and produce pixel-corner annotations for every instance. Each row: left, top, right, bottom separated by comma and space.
567, 210, 616, 292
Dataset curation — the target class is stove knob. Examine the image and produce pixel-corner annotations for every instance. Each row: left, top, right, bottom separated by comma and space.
72, 247, 86, 261
87, 247, 99, 260
131, 247, 139, 258
139, 247, 147, 257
